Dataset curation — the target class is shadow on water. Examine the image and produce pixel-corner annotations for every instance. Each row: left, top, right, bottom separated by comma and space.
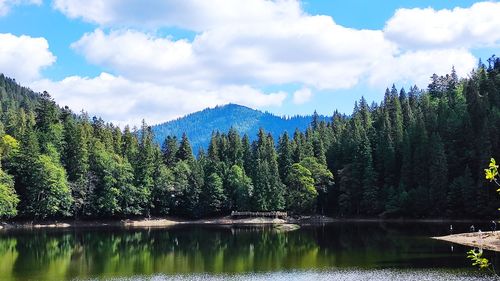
0, 221, 498, 280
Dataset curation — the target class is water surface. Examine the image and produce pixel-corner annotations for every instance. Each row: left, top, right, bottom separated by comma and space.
0, 221, 497, 280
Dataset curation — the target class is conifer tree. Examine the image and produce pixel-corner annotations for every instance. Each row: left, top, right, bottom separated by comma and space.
177, 133, 194, 162
201, 173, 226, 215
277, 132, 293, 182
162, 136, 179, 166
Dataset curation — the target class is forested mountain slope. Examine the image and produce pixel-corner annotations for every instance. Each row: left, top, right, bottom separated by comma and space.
0, 57, 499, 220
151, 104, 330, 151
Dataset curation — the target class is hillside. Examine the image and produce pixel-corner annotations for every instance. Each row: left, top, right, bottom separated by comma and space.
151, 104, 330, 150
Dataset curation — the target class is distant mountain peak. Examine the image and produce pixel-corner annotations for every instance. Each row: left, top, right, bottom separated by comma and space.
152, 104, 329, 151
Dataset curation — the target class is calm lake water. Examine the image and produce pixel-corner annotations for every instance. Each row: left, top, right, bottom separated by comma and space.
0, 221, 498, 281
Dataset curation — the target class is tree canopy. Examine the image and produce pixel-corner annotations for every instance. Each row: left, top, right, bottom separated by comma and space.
0, 56, 499, 219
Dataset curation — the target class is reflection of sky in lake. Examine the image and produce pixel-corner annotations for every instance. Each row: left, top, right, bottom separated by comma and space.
94, 270, 491, 281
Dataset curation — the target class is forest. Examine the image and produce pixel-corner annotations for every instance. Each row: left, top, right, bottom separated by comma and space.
0, 57, 499, 220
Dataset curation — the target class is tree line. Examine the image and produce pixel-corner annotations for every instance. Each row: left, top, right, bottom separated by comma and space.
0, 57, 499, 219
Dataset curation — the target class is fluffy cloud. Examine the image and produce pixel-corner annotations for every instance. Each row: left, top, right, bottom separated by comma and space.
72, 29, 200, 87
32, 73, 287, 126
368, 49, 476, 88
0, 33, 56, 82
36, 0, 494, 125
72, 19, 396, 90
292, 88, 312, 104
0, 0, 41, 16
53, 0, 303, 31
384, 1, 500, 49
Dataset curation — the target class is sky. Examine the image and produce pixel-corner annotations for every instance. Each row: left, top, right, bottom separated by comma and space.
0, 0, 499, 126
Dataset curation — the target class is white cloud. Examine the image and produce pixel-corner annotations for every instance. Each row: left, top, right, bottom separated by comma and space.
32, 73, 287, 126
369, 49, 477, 88
0, 0, 41, 16
72, 19, 396, 90
52, 0, 303, 31
0, 33, 56, 82
292, 87, 312, 104
18, 0, 493, 125
72, 29, 201, 87
384, 1, 500, 49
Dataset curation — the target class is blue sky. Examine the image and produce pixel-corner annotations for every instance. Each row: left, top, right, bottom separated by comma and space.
0, 0, 499, 125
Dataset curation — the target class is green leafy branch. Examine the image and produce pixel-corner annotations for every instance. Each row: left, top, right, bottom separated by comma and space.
466, 158, 500, 277
467, 249, 491, 270
485, 158, 500, 189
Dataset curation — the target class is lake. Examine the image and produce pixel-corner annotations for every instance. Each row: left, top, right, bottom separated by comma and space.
0, 221, 498, 280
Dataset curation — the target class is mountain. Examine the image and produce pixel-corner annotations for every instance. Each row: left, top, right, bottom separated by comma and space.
151, 104, 330, 150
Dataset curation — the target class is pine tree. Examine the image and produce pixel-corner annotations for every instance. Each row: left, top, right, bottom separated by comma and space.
61, 112, 89, 182
122, 125, 138, 163
227, 127, 242, 166
359, 134, 379, 215
251, 129, 285, 211
35, 91, 63, 154
201, 173, 226, 215
177, 133, 194, 162
241, 134, 253, 176
312, 134, 327, 165
428, 133, 448, 215
277, 132, 293, 182
162, 136, 179, 166
150, 163, 175, 215
134, 120, 156, 215
226, 165, 253, 211
207, 132, 222, 175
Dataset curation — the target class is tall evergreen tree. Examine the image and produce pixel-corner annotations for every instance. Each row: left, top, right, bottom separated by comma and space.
162, 136, 179, 166
177, 133, 194, 162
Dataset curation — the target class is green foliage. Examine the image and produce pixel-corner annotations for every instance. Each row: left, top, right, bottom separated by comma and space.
428, 133, 448, 214
485, 158, 499, 187
285, 163, 317, 213
172, 160, 202, 217
467, 158, 500, 276
61, 115, 89, 181
177, 133, 194, 162
162, 136, 179, 166
23, 154, 73, 218
467, 249, 491, 270
151, 164, 175, 215
201, 173, 226, 215
0, 135, 19, 160
252, 129, 285, 211
0, 168, 18, 218
299, 157, 334, 214
89, 141, 146, 217
1, 58, 500, 220
226, 165, 253, 211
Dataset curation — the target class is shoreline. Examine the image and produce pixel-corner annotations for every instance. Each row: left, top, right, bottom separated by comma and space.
0, 216, 494, 230
433, 231, 500, 252
0, 216, 293, 230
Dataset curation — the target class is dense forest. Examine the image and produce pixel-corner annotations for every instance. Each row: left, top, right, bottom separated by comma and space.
0, 56, 499, 220
151, 103, 329, 151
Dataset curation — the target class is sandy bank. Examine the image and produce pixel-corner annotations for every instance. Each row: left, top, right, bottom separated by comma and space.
189, 217, 286, 225
433, 231, 500, 252
0, 216, 297, 230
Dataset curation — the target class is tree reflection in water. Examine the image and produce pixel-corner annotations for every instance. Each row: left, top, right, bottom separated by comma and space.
0, 222, 497, 281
